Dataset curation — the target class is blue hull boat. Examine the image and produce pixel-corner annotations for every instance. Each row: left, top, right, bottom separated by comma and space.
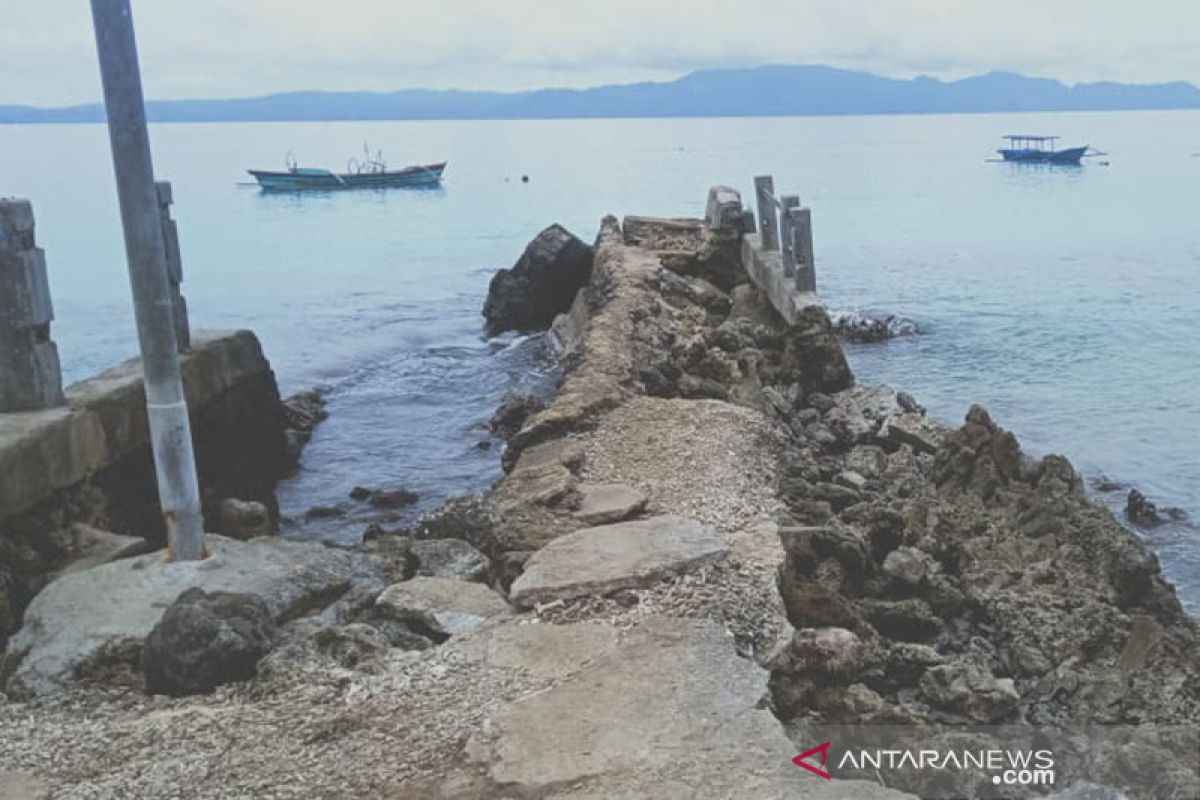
249, 161, 446, 191
996, 135, 1089, 165
250, 146, 445, 191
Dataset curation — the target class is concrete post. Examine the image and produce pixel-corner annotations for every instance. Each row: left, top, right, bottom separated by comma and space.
91, 0, 205, 561
155, 181, 190, 351
753, 175, 778, 251
778, 195, 800, 277
0, 199, 65, 412
789, 206, 816, 292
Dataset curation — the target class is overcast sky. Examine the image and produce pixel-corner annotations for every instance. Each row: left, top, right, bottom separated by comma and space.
2, 0, 1198, 106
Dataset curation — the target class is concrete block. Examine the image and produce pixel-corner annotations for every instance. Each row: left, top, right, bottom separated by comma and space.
704, 185, 743, 231
741, 234, 821, 326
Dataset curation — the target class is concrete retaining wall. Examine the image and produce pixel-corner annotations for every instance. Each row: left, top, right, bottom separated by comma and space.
0, 330, 289, 642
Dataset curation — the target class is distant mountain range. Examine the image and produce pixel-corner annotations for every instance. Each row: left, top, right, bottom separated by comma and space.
4, 65, 1200, 124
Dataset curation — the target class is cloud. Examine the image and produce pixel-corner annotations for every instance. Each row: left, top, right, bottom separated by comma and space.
1, 0, 1197, 105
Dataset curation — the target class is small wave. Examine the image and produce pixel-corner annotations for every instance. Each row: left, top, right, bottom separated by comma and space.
830, 309, 921, 343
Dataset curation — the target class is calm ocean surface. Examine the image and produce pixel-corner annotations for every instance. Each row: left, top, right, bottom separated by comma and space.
1, 112, 1197, 606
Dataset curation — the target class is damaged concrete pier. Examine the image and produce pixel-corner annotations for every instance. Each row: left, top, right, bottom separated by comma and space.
1, 182, 1197, 799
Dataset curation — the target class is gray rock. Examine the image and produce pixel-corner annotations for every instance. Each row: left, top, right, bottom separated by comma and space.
572, 483, 647, 525
879, 412, 944, 454
489, 393, 546, 440
4, 534, 385, 697
509, 515, 729, 608
410, 538, 491, 582
788, 627, 864, 676
215, 498, 273, 540
142, 587, 277, 696
376, 576, 509, 637
459, 617, 912, 799
882, 546, 939, 587
919, 659, 1020, 722
482, 224, 594, 336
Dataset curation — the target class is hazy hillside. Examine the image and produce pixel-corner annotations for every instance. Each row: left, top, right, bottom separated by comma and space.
3, 64, 1199, 123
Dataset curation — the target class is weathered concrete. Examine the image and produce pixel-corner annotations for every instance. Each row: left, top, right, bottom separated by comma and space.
0, 198, 64, 412
459, 617, 912, 799
376, 576, 509, 637
509, 515, 729, 608
2, 534, 386, 697
0, 330, 290, 643
741, 232, 820, 324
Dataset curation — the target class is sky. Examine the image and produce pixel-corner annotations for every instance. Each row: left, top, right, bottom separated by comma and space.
2, 0, 1198, 106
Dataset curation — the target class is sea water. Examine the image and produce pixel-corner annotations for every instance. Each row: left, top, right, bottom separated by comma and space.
1, 111, 1196, 605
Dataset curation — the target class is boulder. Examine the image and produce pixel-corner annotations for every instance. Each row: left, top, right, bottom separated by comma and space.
919, 659, 1020, 722
410, 538, 491, 582
879, 412, 944, 455
215, 498, 274, 540
3, 534, 385, 697
142, 588, 277, 696
482, 224, 594, 336
572, 483, 647, 525
882, 546, 939, 587
364, 487, 419, 510
788, 627, 864, 677
1126, 488, 1164, 527
375, 576, 509, 637
281, 389, 327, 464
488, 393, 546, 440
509, 515, 729, 608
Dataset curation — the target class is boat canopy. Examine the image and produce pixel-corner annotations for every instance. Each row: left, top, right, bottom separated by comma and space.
1002, 135, 1060, 150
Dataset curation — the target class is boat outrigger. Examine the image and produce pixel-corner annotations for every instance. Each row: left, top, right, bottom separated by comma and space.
996, 135, 1094, 165
249, 146, 446, 191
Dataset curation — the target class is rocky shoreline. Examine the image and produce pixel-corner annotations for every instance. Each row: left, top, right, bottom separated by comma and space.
0, 203, 1196, 798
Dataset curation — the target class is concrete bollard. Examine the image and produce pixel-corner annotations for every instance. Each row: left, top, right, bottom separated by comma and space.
789, 206, 816, 292
778, 195, 800, 277
753, 175, 778, 251
705, 185, 744, 232
155, 181, 190, 351
0, 199, 65, 411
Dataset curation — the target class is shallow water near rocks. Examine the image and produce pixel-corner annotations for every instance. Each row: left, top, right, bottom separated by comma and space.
1, 111, 1195, 607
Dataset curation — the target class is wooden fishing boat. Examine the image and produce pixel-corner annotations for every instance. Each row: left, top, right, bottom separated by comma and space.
997, 135, 1090, 165
249, 148, 445, 190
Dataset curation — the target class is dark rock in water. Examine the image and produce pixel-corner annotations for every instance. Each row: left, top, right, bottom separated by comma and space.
349, 486, 372, 502
1126, 488, 1164, 526
304, 504, 345, 520
281, 389, 328, 466
489, 393, 546, 440
482, 224, 594, 336
367, 488, 419, 509
142, 588, 278, 696
830, 310, 919, 343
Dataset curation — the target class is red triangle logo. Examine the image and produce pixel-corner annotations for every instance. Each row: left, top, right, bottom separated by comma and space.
792, 741, 832, 779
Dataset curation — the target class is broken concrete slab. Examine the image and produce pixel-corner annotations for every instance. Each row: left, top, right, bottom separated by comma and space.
572, 483, 646, 525
4, 534, 384, 698
376, 576, 509, 637
509, 515, 728, 608
460, 617, 913, 799
452, 620, 621, 681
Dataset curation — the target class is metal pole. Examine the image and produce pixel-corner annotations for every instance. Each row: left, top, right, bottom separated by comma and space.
90, 0, 205, 561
